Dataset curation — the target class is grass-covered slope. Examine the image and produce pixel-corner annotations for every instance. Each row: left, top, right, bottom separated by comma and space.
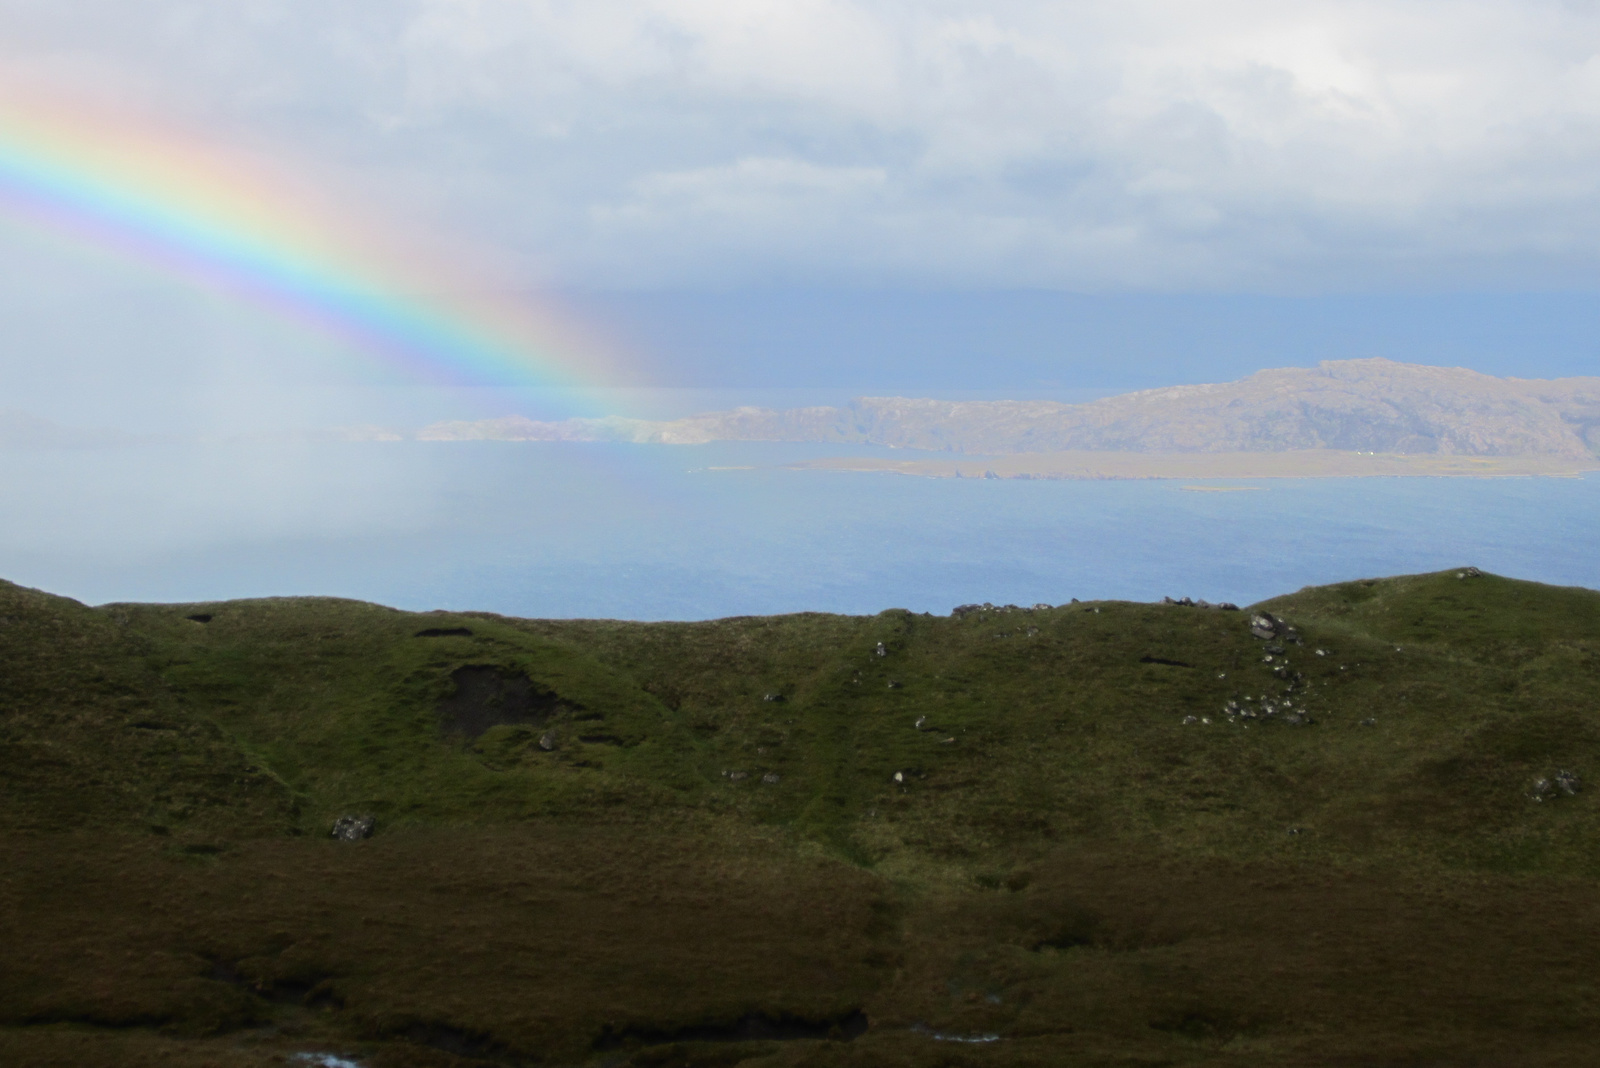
2, 569, 1599, 1067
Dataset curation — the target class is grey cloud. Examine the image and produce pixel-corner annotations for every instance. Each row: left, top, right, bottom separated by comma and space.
2, 0, 1600, 289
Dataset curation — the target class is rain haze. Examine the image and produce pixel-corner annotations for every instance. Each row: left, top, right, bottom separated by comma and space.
1, 1, 1599, 616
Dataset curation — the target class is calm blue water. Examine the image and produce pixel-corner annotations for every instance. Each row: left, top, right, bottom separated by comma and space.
1, 440, 1595, 619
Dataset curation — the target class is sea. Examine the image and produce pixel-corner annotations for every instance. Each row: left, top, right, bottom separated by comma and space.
1, 438, 1596, 619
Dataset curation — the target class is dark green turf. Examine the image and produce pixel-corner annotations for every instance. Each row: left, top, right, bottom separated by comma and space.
3, 568, 1599, 1066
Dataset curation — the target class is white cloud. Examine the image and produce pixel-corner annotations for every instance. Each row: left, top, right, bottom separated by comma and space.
3, 0, 1600, 289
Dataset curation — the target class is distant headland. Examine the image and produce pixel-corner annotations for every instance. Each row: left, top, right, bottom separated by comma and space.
418, 358, 1600, 479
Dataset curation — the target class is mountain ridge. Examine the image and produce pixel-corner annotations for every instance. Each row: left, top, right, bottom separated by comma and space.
421, 358, 1600, 457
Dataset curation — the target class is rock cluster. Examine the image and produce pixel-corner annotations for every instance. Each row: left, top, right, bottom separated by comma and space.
1220, 696, 1312, 727
1162, 596, 1241, 610
1249, 612, 1301, 644
1531, 770, 1581, 801
331, 815, 375, 841
951, 602, 1037, 618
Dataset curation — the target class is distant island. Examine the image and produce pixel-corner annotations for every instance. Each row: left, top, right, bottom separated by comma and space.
420, 358, 1600, 479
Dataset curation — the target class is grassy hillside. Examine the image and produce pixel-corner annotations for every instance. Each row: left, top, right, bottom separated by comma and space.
2, 569, 1599, 1066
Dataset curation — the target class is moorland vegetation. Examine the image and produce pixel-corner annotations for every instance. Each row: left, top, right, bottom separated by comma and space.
3, 569, 1600, 1066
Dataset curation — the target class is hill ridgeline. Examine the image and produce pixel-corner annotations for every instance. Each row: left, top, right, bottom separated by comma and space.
421, 358, 1600, 458
4, 569, 1600, 1066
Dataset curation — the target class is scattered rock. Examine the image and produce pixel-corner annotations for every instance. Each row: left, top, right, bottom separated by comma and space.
1531, 777, 1554, 801
1216, 602, 1240, 611
331, 815, 374, 842
1182, 715, 1198, 724
186, 613, 213, 624
940, 737, 956, 744
893, 771, 905, 783
728, 771, 748, 782
914, 715, 929, 730
875, 642, 888, 657
761, 772, 781, 785
1265, 644, 1286, 655
762, 692, 785, 703
1457, 566, 1484, 578
887, 680, 902, 689
1249, 613, 1280, 639
1025, 627, 1039, 637
1360, 718, 1377, 726
538, 731, 558, 751
1033, 603, 1052, 610
1557, 770, 1581, 796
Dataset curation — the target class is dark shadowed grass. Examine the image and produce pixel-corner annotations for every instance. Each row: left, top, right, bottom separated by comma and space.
3, 568, 1600, 1065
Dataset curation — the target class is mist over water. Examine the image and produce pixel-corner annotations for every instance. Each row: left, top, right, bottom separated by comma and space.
1, 439, 1595, 619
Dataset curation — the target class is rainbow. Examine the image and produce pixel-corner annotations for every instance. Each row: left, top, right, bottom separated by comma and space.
0, 82, 622, 395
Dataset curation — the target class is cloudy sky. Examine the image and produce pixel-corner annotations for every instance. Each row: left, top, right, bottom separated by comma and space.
3, 0, 1600, 417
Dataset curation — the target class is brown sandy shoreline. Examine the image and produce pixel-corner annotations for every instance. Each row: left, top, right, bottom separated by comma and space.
785, 449, 1600, 480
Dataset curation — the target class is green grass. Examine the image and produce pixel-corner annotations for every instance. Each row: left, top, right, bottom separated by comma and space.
3, 568, 1600, 1065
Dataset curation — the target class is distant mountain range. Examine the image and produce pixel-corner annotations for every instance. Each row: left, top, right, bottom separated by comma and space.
421, 359, 1600, 457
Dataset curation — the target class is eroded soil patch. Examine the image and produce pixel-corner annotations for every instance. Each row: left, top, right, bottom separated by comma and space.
436, 665, 574, 739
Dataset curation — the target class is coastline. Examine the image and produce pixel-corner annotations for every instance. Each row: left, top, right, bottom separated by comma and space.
785, 449, 1600, 480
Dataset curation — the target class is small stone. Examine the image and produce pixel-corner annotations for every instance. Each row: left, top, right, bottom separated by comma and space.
763, 692, 785, 703
1033, 603, 1052, 611
1360, 717, 1376, 726
893, 771, 905, 783
538, 731, 557, 751
1182, 715, 1198, 724
914, 715, 928, 730
331, 815, 374, 841
941, 737, 956, 744
728, 771, 748, 782
875, 642, 888, 657
1265, 644, 1286, 655
1531, 777, 1554, 801
1556, 770, 1581, 796
887, 680, 902, 689
761, 772, 781, 784
1316, 648, 1329, 657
